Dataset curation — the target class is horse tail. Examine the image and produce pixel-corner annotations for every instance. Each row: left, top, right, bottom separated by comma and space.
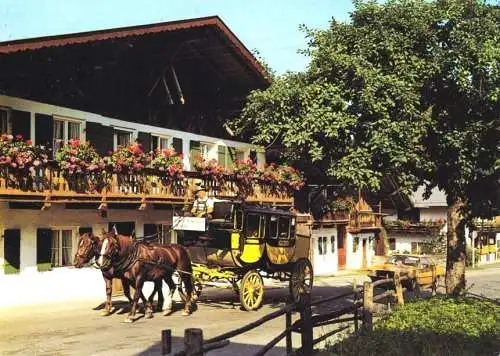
175, 245, 193, 294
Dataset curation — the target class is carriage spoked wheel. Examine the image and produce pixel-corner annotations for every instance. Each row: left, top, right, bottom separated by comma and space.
239, 270, 264, 311
290, 258, 314, 305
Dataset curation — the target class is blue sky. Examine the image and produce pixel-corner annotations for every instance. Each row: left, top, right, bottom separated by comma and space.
0, 0, 354, 74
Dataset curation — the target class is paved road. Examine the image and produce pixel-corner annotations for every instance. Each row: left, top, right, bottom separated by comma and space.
0, 267, 498, 356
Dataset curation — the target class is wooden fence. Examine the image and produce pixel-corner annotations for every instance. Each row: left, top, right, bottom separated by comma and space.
161, 273, 424, 356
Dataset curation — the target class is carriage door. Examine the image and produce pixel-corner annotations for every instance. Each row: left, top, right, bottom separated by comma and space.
4, 229, 20, 274
337, 225, 346, 270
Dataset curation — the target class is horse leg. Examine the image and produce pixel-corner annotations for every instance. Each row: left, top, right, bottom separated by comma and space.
162, 274, 176, 316
125, 276, 144, 323
102, 275, 113, 316
156, 279, 164, 312
145, 280, 162, 319
180, 273, 194, 316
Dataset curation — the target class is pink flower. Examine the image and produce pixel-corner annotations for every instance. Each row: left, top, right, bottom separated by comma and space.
10, 162, 17, 168
15, 134, 23, 141
25, 139, 32, 145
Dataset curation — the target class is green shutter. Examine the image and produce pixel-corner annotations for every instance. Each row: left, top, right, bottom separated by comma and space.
190, 140, 201, 168
4, 229, 20, 274
36, 228, 52, 272
227, 147, 236, 167
217, 145, 226, 168
173, 137, 183, 154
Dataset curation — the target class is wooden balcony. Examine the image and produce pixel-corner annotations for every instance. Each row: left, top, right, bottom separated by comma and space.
348, 198, 383, 232
0, 166, 294, 208
384, 220, 445, 235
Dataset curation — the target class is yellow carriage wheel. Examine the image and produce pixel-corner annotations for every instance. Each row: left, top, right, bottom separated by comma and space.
239, 270, 264, 311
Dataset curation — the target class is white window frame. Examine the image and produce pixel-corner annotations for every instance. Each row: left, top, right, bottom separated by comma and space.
50, 227, 77, 268
113, 127, 134, 149
200, 142, 211, 158
152, 134, 171, 151
53, 116, 83, 152
0, 107, 12, 135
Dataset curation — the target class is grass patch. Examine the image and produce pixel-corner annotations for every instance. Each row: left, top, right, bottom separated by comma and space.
330, 296, 500, 356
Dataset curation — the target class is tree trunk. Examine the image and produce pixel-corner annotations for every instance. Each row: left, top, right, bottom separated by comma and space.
445, 201, 466, 296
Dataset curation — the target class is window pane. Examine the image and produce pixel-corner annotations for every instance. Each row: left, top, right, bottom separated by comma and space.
278, 217, 290, 239
246, 214, 260, 238
331, 236, 335, 253
152, 136, 159, 151
68, 122, 81, 140
62, 230, 72, 266
269, 216, 278, 239
160, 137, 170, 150
51, 231, 60, 267
54, 120, 64, 140
117, 131, 131, 146
236, 150, 245, 162
318, 237, 323, 255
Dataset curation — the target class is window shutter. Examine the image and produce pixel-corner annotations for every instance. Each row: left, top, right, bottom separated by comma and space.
190, 140, 201, 168
4, 229, 21, 274
11, 110, 31, 140
217, 145, 226, 168
36, 228, 52, 271
173, 137, 183, 154
86, 122, 114, 156
137, 132, 152, 152
227, 147, 236, 167
35, 113, 54, 153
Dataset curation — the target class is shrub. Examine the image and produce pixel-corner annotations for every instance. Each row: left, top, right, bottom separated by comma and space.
332, 297, 500, 356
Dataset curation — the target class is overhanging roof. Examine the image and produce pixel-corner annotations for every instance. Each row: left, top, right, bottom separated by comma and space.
0, 16, 269, 134
0, 16, 268, 83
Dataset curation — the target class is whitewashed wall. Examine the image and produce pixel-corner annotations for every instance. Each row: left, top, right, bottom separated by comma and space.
0, 95, 264, 171
311, 228, 338, 276
0, 202, 176, 306
346, 232, 376, 270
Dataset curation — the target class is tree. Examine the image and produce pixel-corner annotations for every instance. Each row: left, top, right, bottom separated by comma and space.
231, 0, 499, 295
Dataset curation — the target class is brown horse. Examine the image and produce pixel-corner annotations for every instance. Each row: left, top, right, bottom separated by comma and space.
98, 231, 194, 322
73, 232, 164, 317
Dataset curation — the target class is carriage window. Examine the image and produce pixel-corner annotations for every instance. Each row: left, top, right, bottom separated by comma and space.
269, 216, 278, 239
234, 210, 244, 230
278, 217, 290, 239
246, 214, 261, 238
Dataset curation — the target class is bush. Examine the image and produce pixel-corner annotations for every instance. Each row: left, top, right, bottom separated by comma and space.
332, 297, 500, 356
465, 245, 480, 266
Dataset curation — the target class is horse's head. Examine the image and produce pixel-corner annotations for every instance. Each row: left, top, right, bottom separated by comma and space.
73, 232, 100, 268
97, 231, 120, 271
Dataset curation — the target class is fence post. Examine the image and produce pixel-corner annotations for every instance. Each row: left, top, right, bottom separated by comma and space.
286, 307, 292, 355
184, 328, 203, 356
299, 294, 313, 355
362, 281, 373, 334
161, 329, 172, 355
353, 279, 359, 332
431, 266, 437, 296
393, 273, 404, 305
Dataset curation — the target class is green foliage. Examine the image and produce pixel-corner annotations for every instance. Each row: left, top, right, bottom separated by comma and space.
233, 0, 499, 219
465, 245, 480, 266
333, 297, 500, 356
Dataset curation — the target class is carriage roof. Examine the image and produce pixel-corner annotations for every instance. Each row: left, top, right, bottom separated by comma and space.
242, 205, 295, 218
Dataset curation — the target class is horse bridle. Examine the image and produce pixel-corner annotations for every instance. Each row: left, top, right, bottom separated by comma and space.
98, 234, 121, 268
75, 235, 100, 263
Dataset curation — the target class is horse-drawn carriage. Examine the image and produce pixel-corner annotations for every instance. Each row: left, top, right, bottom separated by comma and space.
174, 200, 314, 311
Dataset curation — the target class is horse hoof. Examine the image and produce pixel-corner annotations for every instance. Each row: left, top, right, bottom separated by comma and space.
163, 309, 172, 316
101, 310, 111, 316
181, 310, 190, 316
146, 312, 154, 319
123, 318, 134, 323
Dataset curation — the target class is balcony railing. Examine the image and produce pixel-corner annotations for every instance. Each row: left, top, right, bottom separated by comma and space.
349, 210, 383, 231
0, 166, 294, 206
384, 220, 445, 235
